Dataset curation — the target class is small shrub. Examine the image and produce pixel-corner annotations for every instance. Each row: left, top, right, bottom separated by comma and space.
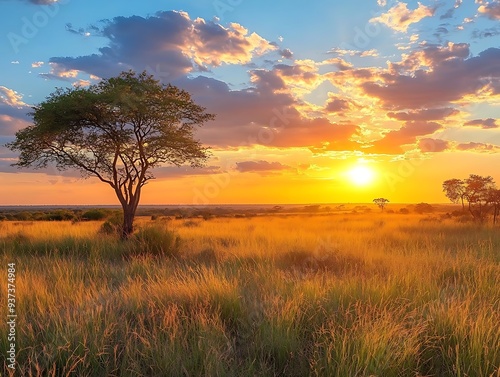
128, 225, 181, 258
414, 202, 434, 214
193, 248, 218, 265
399, 208, 410, 214
98, 212, 123, 235
183, 220, 200, 227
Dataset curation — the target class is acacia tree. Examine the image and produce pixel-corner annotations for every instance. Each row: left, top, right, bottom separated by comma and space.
8, 71, 214, 238
464, 174, 496, 222
373, 198, 389, 211
442, 178, 466, 211
443, 174, 497, 223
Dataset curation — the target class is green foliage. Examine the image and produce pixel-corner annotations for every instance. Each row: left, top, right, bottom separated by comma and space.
7, 70, 215, 238
444, 174, 498, 223
127, 225, 181, 258
98, 211, 123, 235
82, 209, 108, 221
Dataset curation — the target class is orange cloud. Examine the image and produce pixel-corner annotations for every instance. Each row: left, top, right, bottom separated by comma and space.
235, 160, 292, 175
418, 138, 450, 152
366, 121, 442, 154
191, 19, 277, 67
370, 2, 435, 33
478, 1, 500, 19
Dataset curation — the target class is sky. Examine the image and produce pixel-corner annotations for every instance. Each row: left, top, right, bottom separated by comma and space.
0, 0, 499, 205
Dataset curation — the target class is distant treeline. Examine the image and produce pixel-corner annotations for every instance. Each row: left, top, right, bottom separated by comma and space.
0, 203, 461, 222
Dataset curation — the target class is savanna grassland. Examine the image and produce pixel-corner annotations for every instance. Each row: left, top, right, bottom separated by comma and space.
1, 211, 499, 376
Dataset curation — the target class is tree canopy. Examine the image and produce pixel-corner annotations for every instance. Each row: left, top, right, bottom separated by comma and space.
8, 70, 214, 238
373, 198, 389, 211
443, 174, 500, 223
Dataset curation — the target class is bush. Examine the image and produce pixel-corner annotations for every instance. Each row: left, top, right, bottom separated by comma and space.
82, 209, 108, 221
98, 212, 123, 235
399, 208, 410, 214
127, 225, 181, 258
414, 203, 434, 214
14, 211, 32, 221
44, 210, 77, 221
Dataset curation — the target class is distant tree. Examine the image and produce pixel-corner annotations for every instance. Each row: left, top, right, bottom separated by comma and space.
489, 189, 500, 225
373, 198, 389, 211
7, 71, 214, 239
414, 202, 434, 214
464, 174, 496, 222
442, 178, 466, 211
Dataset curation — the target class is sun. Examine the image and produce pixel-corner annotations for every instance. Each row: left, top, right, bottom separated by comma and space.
347, 165, 376, 186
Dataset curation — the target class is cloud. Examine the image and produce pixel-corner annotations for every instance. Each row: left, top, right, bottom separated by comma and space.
235, 160, 291, 173
72, 79, 91, 87
47, 11, 276, 81
179, 73, 361, 150
279, 48, 293, 59
370, 2, 435, 33
0, 86, 31, 137
0, 86, 27, 108
16, 0, 59, 4
367, 121, 442, 154
31, 61, 44, 68
472, 25, 500, 38
39, 62, 79, 81
387, 107, 459, 121
478, 1, 500, 19
150, 165, 222, 179
440, 0, 463, 19
0, 115, 30, 136
361, 45, 500, 109
456, 142, 499, 152
321, 57, 353, 71
325, 97, 350, 113
464, 118, 498, 129
65, 23, 91, 37
418, 138, 450, 152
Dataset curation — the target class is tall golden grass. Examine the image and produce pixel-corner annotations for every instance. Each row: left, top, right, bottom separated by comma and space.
0, 213, 499, 376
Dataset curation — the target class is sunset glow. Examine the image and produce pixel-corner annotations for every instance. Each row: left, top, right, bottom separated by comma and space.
0, 1, 499, 205
347, 166, 376, 187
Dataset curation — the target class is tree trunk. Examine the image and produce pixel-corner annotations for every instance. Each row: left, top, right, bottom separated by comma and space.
121, 206, 136, 240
